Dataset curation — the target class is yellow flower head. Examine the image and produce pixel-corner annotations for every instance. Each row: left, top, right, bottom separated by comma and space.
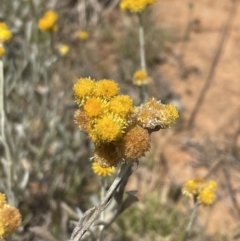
93, 143, 121, 167
73, 77, 96, 104
94, 114, 125, 142
120, 0, 156, 13
83, 97, 106, 118
182, 178, 204, 197
57, 44, 69, 56
38, 10, 58, 32
92, 162, 115, 176
197, 180, 218, 206
95, 79, 119, 99
133, 69, 150, 86
109, 95, 133, 118
160, 104, 179, 128
205, 180, 218, 191
198, 188, 216, 206
0, 205, 21, 238
0, 45, 5, 57
0, 193, 6, 209
0, 195, 22, 239
0, 22, 12, 43
119, 125, 150, 160
135, 98, 179, 130
77, 30, 89, 40
74, 109, 90, 132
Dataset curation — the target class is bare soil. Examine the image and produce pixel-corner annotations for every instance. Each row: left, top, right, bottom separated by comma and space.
128, 0, 240, 235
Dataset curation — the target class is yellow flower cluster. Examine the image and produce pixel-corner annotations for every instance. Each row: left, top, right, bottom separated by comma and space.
182, 178, 218, 206
73, 77, 179, 168
120, 0, 156, 13
38, 10, 58, 32
77, 30, 89, 41
74, 78, 131, 144
0, 22, 12, 57
133, 69, 150, 86
0, 193, 21, 238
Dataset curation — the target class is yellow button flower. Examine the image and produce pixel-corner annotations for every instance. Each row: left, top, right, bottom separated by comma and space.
119, 125, 150, 160
135, 98, 179, 130
0, 22, 12, 43
95, 79, 119, 99
83, 97, 106, 118
109, 95, 133, 118
95, 114, 125, 142
133, 69, 150, 86
77, 30, 89, 41
160, 104, 179, 128
93, 143, 120, 167
92, 162, 115, 176
198, 188, 216, 206
0, 193, 21, 239
57, 44, 69, 56
182, 178, 204, 197
73, 77, 96, 104
120, 0, 156, 13
0, 205, 21, 238
38, 10, 58, 32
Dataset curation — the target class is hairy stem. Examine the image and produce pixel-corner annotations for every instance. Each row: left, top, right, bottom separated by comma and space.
0, 59, 5, 139
182, 201, 198, 241
0, 59, 14, 203
70, 163, 132, 241
138, 13, 148, 103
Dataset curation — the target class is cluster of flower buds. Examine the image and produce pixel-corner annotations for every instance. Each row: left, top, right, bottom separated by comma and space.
73, 77, 179, 168
182, 178, 218, 206
0, 193, 21, 238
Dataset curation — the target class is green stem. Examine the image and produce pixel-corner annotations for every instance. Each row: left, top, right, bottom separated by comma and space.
182, 201, 199, 241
